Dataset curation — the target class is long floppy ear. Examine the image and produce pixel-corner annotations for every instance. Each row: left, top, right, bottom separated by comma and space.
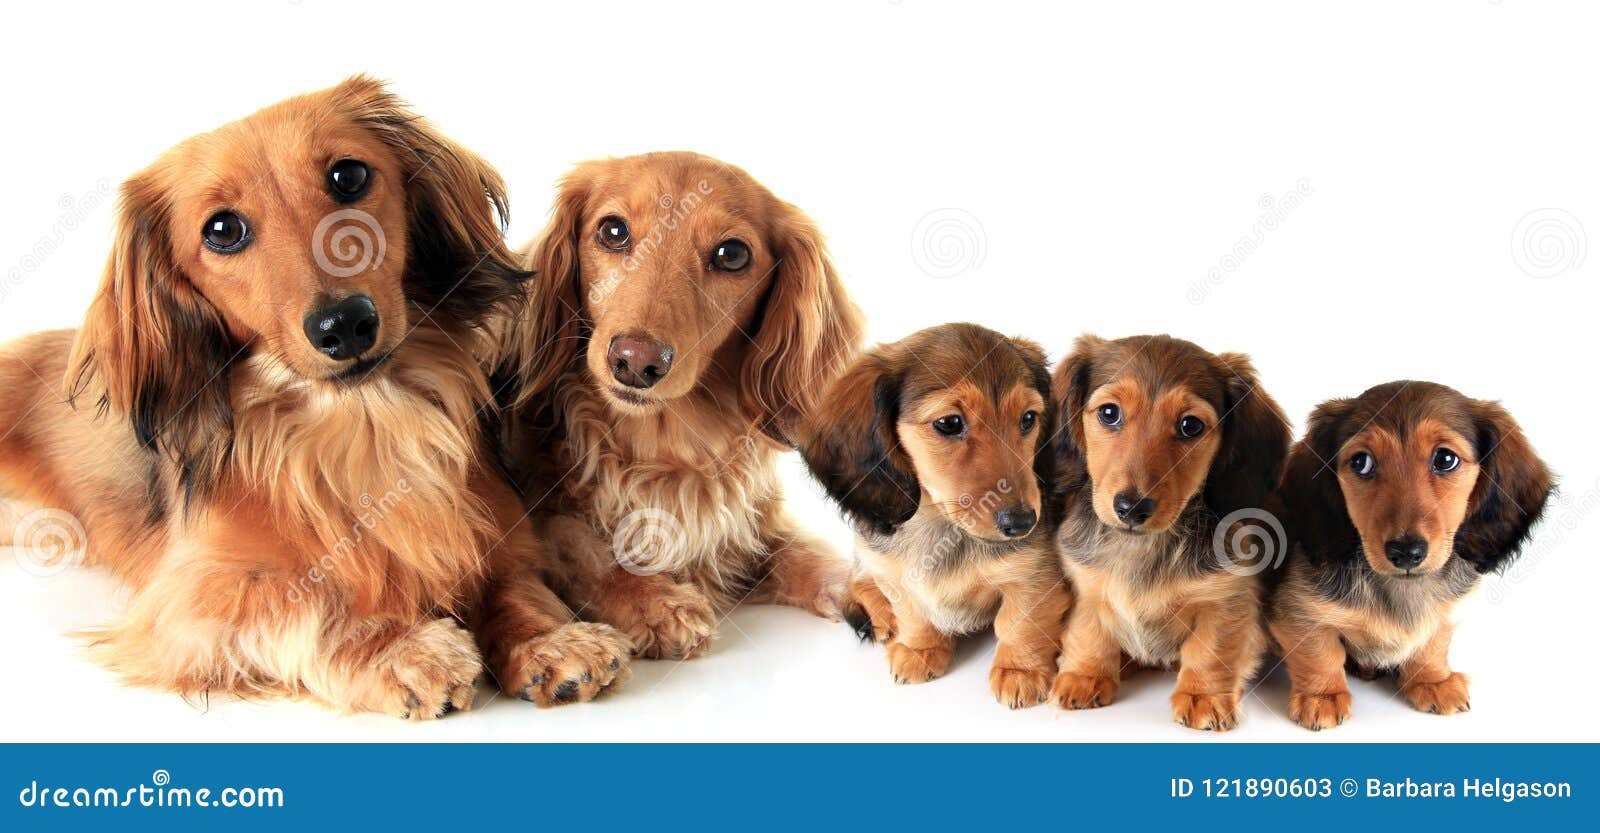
336, 76, 530, 330
498, 167, 590, 403
1454, 401, 1554, 573
740, 203, 865, 444
1049, 334, 1106, 503
1010, 337, 1057, 503
66, 173, 236, 499
796, 349, 919, 535
1203, 352, 1292, 518
1280, 398, 1360, 566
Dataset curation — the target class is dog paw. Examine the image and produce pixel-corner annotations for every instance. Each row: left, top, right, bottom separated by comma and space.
845, 601, 895, 644
1171, 691, 1241, 732
887, 642, 952, 684
376, 618, 482, 720
1289, 690, 1351, 731
1402, 671, 1470, 716
1051, 671, 1118, 709
502, 622, 632, 707
623, 582, 717, 660
990, 666, 1052, 709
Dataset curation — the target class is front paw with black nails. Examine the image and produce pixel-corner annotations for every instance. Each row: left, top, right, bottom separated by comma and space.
501, 622, 632, 707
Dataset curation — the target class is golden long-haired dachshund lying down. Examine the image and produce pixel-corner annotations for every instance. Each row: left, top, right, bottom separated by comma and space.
1268, 381, 1552, 730
0, 77, 630, 717
1051, 334, 1290, 730
795, 324, 1071, 708
492, 152, 864, 661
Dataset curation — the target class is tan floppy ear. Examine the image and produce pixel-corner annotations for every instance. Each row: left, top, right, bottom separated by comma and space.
795, 348, 919, 535
740, 203, 865, 444
335, 76, 530, 330
1203, 352, 1292, 519
498, 167, 590, 403
1050, 334, 1107, 501
1455, 401, 1554, 573
67, 172, 236, 499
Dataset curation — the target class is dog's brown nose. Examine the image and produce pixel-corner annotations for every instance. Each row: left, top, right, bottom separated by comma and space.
608, 334, 674, 389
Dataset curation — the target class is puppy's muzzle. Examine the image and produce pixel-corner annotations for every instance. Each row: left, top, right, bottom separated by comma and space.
994, 503, 1037, 538
304, 294, 380, 362
1112, 489, 1156, 527
1384, 535, 1428, 571
608, 333, 674, 390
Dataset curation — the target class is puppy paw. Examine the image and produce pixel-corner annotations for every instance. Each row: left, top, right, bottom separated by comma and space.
887, 642, 952, 684
376, 618, 482, 720
845, 602, 896, 644
990, 666, 1052, 709
1289, 690, 1351, 731
1171, 690, 1241, 731
1402, 671, 1470, 716
1051, 671, 1118, 709
502, 622, 632, 707
624, 583, 717, 660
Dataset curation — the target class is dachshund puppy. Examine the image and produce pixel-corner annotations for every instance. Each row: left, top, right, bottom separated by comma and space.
1050, 334, 1290, 730
0, 77, 630, 716
796, 324, 1071, 708
1268, 381, 1552, 730
494, 152, 864, 660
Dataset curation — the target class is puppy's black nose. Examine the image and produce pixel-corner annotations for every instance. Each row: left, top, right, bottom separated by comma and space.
1112, 490, 1156, 526
303, 295, 379, 361
995, 504, 1037, 538
1384, 536, 1428, 570
608, 334, 674, 389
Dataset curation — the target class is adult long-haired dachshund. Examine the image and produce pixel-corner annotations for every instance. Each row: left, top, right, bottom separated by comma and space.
0, 77, 631, 716
795, 324, 1071, 708
494, 152, 863, 660
1050, 334, 1290, 730
1268, 381, 1552, 730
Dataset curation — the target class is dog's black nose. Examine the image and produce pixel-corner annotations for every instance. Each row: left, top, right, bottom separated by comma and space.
1384, 536, 1428, 570
995, 504, 1037, 538
303, 295, 379, 361
608, 334, 674, 389
1112, 490, 1156, 526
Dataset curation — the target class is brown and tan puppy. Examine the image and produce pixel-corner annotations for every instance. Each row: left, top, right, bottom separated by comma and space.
795, 324, 1071, 708
1268, 381, 1552, 730
0, 77, 630, 716
493, 152, 864, 661
1050, 334, 1290, 730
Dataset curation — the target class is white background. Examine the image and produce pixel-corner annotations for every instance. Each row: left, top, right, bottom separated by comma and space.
1, 1, 1595, 742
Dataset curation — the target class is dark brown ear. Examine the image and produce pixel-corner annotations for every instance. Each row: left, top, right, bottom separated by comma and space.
796, 349, 918, 535
740, 203, 865, 444
499, 166, 589, 403
1010, 336, 1057, 511
1050, 334, 1106, 503
1280, 398, 1361, 567
66, 173, 236, 500
1455, 401, 1554, 573
337, 76, 530, 330
1203, 352, 1291, 519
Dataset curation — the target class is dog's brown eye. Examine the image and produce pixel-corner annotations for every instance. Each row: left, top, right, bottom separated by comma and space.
598, 217, 631, 251
933, 415, 966, 437
1177, 415, 1206, 439
710, 239, 751, 272
1020, 410, 1038, 434
1432, 448, 1461, 474
1350, 451, 1376, 479
1096, 404, 1122, 428
328, 159, 371, 202
202, 211, 250, 253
